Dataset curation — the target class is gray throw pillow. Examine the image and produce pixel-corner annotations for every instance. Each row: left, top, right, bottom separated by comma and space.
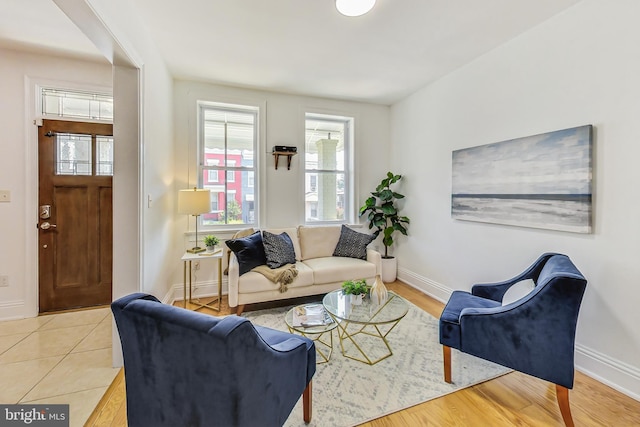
333, 225, 375, 260
263, 231, 297, 269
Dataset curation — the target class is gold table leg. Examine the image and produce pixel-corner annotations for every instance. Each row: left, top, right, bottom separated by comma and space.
188, 257, 222, 312
334, 318, 403, 365
182, 260, 187, 308
288, 327, 334, 364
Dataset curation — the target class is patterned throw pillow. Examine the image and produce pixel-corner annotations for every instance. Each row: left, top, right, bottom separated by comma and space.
225, 231, 267, 275
263, 231, 297, 269
332, 225, 376, 260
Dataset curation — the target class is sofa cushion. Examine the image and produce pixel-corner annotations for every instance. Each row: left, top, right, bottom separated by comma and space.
298, 225, 341, 260
303, 256, 377, 285
263, 231, 297, 269
225, 231, 267, 275
333, 225, 375, 260
237, 261, 314, 293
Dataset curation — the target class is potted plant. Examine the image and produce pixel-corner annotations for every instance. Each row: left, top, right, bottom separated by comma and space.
203, 235, 220, 252
359, 171, 410, 283
342, 279, 369, 305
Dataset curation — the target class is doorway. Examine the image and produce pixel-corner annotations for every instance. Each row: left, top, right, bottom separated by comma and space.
38, 119, 113, 312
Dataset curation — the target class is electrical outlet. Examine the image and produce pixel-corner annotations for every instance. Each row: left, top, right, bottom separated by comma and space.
193, 261, 200, 270
0, 276, 8, 287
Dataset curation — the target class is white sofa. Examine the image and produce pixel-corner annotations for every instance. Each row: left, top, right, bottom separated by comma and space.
228, 225, 381, 315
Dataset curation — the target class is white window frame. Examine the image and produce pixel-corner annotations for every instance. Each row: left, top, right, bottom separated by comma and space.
198, 101, 259, 230
304, 112, 354, 225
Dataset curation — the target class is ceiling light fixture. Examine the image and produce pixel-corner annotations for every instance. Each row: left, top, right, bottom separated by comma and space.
336, 0, 376, 17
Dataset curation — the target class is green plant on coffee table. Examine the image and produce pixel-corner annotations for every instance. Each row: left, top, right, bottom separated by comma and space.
342, 279, 369, 296
203, 235, 220, 248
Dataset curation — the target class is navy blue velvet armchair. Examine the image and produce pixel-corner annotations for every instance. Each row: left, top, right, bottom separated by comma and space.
112, 293, 316, 427
439, 253, 587, 427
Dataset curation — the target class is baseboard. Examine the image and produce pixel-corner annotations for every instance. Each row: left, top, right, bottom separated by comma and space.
397, 266, 451, 304
396, 266, 640, 402
0, 300, 28, 321
168, 278, 229, 304
575, 344, 640, 401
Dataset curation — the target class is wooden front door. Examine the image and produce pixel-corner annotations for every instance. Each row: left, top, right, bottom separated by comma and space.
38, 119, 114, 312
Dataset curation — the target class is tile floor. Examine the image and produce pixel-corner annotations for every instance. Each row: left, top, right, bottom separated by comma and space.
0, 307, 120, 427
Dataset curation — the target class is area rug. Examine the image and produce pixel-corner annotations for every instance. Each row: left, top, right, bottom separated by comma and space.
242, 299, 510, 427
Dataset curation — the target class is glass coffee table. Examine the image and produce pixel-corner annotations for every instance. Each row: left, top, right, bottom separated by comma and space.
322, 290, 409, 365
285, 303, 338, 364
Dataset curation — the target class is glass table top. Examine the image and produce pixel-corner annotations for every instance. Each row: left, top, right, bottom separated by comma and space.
322, 290, 409, 325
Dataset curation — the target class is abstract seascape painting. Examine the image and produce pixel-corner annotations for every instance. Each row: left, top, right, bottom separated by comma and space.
451, 125, 593, 233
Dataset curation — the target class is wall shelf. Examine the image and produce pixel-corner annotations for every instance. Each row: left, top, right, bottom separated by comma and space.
272, 151, 297, 170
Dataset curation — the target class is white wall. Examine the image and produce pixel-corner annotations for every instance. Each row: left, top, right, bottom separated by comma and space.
171, 81, 390, 288
83, 0, 176, 301
391, 0, 640, 398
0, 47, 112, 319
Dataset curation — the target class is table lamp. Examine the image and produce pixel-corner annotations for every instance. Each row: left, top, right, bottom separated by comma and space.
178, 187, 211, 253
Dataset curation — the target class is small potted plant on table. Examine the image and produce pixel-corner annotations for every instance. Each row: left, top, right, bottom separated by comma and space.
203, 235, 220, 252
342, 279, 369, 305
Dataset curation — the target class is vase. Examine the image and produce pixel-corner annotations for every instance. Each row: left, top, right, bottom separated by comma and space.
350, 294, 363, 305
370, 274, 388, 306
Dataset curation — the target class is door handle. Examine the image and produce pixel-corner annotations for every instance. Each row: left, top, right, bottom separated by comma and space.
40, 222, 57, 230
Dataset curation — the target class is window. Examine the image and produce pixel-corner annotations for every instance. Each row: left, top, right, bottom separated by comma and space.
305, 113, 353, 223
227, 160, 236, 182
42, 87, 114, 176
42, 88, 113, 121
55, 133, 114, 177
199, 102, 258, 227
56, 133, 92, 175
96, 136, 114, 176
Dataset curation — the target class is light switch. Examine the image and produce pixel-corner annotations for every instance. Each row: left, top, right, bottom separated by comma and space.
0, 190, 10, 202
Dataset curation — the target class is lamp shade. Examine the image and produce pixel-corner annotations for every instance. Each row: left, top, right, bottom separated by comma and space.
178, 188, 211, 215
336, 0, 376, 17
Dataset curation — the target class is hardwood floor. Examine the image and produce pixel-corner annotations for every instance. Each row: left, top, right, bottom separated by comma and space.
88, 281, 640, 426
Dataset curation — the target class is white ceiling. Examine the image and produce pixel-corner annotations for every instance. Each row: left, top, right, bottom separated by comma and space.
0, 0, 582, 105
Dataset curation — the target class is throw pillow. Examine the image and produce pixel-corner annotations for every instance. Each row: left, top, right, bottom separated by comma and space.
225, 231, 267, 275
332, 225, 376, 260
262, 231, 297, 269
298, 225, 341, 260
223, 227, 255, 275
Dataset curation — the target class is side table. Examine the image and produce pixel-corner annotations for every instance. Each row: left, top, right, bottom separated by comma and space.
182, 250, 223, 312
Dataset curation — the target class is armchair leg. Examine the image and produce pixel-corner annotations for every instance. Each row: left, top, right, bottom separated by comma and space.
556, 384, 574, 427
443, 345, 452, 383
303, 381, 312, 423
236, 305, 245, 316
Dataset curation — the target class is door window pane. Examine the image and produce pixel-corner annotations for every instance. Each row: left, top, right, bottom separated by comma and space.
56, 133, 92, 175
96, 136, 114, 176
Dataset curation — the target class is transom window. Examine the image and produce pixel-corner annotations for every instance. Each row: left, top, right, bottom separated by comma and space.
305, 113, 353, 223
199, 102, 258, 227
42, 88, 113, 121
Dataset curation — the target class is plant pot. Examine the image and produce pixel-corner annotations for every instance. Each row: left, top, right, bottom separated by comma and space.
381, 257, 397, 283
350, 294, 363, 305
206, 245, 216, 252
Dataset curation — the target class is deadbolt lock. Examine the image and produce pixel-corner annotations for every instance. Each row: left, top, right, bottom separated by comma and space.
40, 205, 51, 219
